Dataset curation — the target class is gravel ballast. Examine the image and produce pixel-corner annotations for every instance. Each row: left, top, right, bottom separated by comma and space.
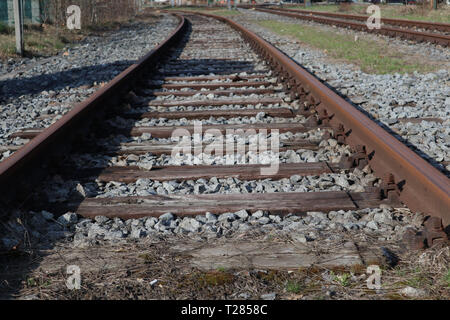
0, 14, 179, 162
227, 9, 449, 174
1, 12, 447, 300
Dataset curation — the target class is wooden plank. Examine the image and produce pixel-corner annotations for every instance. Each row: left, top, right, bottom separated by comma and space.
126, 108, 294, 120
156, 67, 262, 74
9, 129, 42, 140
146, 97, 283, 107
159, 81, 272, 90
71, 191, 383, 219
162, 74, 267, 82
128, 123, 320, 138
9, 123, 322, 140
10, 122, 323, 141
187, 40, 243, 44
398, 117, 444, 124
173, 241, 382, 270
75, 162, 341, 183
104, 138, 320, 155
167, 60, 253, 66
186, 45, 245, 49
150, 88, 278, 97
157, 70, 268, 77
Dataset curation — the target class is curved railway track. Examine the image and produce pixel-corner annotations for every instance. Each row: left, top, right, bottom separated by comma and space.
242, 6, 450, 47
0, 12, 448, 244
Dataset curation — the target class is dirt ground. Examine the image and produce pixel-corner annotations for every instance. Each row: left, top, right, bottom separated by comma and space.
1, 229, 448, 300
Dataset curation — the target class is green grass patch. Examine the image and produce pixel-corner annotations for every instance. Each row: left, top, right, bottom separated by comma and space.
254, 19, 434, 74
444, 269, 450, 288
0, 23, 87, 59
23, 32, 66, 55
289, 4, 343, 13
0, 39, 16, 56
286, 280, 303, 294
331, 271, 352, 287
0, 22, 13, 35
208, 9, 241, 16
404, 267, 433, 288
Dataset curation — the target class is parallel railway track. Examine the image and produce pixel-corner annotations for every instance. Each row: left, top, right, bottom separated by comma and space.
242, 6, 450, 47
0, 12, 448, 237
265, 6, 450, 32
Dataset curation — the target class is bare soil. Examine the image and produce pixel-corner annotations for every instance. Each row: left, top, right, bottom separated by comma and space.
1, 230, 448, 300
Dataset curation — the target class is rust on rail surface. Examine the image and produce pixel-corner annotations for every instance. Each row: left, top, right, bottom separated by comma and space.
0, 14, 188, 211
0, 10, 448, 227
192, 11, 450, 225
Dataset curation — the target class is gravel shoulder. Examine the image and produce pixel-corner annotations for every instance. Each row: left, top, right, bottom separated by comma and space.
0, 13, 179, 162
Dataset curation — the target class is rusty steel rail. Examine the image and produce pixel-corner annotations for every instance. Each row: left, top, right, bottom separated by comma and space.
0, 10, 448, 227
250, 7, 450, 47
0, 14, 188, 212
192, 11, 450, 225
266, 6, 450, 32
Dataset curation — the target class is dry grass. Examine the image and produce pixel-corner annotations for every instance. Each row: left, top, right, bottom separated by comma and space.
337, 3, 352, 13
0, 24, 83, 60
288, 3, 450, 23
254, 19, 437, 74
0, 11, 161, 60
0, 0, 154, 60
384, 245, 450, 298
0, 235, 448, 300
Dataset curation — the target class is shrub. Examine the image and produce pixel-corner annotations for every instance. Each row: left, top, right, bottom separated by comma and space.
0, 22, 12, 35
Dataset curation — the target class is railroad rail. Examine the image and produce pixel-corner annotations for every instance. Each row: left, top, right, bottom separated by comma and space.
0, 11, 448, 234
242, 6, 450, 47
265, 6, 450, 33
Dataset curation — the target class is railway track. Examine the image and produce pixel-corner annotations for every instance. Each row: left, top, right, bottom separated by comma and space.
0, 12, 448, 248
266, 6, 450, 33
243, 6, 450, 47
